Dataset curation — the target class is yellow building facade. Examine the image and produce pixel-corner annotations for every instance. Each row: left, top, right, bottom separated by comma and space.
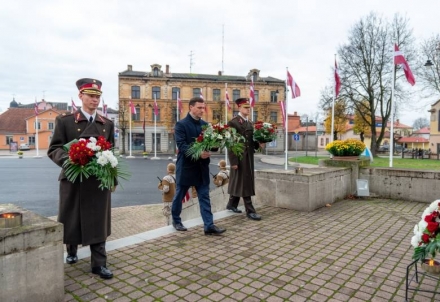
118, 64, 286, 154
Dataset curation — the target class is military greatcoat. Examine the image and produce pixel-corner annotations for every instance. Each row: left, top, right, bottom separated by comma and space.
227, 115, 259, 197
48, 111, 115, 246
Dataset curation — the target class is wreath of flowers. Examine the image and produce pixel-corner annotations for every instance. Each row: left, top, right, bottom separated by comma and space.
325, 138, 366, 156
253, 121, 277, 143
186, 123, 245, 160
411, 200, 440, 262
62, 136, 130, 190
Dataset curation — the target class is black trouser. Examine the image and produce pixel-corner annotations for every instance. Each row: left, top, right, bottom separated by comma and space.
227, 196, 256, 214
66, 242, 107, 268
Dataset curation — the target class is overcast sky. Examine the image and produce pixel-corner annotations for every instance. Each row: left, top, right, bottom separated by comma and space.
1, 0, 439, 126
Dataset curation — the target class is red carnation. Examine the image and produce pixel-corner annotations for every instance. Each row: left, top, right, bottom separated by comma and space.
426, 221, 439, 233
422, 233, 431, 243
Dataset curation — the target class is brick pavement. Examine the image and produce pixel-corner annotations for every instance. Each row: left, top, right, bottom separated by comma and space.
62, 199, 440, 301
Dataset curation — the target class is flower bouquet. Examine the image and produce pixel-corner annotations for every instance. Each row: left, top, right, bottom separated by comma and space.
186, 123, 245, 160
253, 121, 277, 143
62, 136, 130, 190
325, 138, 366, 156
411, 200, 440, 263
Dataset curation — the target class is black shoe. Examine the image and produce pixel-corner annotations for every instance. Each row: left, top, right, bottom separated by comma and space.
66, 255, 78, 264
226, 206, 242, 213
204, 225, 226, 236
173, 221, 187, 231
92, 266, 113, 279
247, 213, 262, 221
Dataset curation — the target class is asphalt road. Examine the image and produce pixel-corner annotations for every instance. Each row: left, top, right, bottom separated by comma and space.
0, 155, 278, 217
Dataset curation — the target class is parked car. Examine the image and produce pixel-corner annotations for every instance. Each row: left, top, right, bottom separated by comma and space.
19, 143, 30, 151
378, 145, 389, 152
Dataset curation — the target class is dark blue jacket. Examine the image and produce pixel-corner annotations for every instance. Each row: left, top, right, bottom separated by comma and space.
175, 113, 210, 186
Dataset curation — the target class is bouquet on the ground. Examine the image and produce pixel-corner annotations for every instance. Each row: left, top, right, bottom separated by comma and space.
62, 136, 130, 190
325, 138, 366, 156
253, 121, 277, 143
411, 200, 440, 263
186, 123, 245, 160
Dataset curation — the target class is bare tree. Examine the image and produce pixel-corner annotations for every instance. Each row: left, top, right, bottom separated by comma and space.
334, 12, 415, 156
412, 117, 430, 130
416, 34, 440, 96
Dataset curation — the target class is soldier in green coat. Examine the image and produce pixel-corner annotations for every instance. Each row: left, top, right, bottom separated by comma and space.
48, 78, 116, 279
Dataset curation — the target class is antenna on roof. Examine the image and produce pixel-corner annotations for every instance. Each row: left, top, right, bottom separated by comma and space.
189, 50, 195, 73
222, 24, 225, 74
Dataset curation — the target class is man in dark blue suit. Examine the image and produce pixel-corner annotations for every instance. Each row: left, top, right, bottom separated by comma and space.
171, 97, 226, 236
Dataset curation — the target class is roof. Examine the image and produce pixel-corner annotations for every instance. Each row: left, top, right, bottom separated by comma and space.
119, 70, 284, 84
397, 136, 429, 143
292, 126, 317, 133
413, 127, 430, 134
386, 120, 412, 129
0, 108, 35, 134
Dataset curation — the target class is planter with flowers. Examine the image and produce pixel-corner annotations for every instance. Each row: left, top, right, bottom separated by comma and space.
17, 151, 23, 159
142, 152, 149, 159
325, 138, 366, 159
411, 200, 440, 274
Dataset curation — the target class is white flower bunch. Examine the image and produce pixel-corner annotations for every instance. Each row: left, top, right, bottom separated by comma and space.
96, 150, 118, 168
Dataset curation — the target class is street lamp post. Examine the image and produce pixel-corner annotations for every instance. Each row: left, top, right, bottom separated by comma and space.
301, 114, 308, 157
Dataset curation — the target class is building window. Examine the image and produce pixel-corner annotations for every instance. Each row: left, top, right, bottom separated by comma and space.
172, 107, 178, 123
254, 90, 259, 103
132, 105, 140, 121
6, 135, 13, 145
34, 121, 41, 130
193, 88, 202, 98
270, 91, 278, 103
131, 86, 140, 99
213, 89, 221, 101
320, 137, 324, 146
153, 68, 159, 77
29, 136, 35, 145
438, 111, 440, 131
253, 111, 258, 122
325, 138, 329, 145
152, 109, 161, 122
172, 87, 180, 100
152, 87, 161, 99
233, 89, 240, 101
48, 122, 54, 130
270, 111, 277, 123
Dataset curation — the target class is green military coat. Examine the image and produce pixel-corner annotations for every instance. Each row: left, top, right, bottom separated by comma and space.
227, 115, 259, 197
48, 111, 115, 246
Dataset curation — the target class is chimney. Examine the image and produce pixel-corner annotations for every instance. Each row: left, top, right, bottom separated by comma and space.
218, 71, 222, 76
293, 111, 298, 116
166, 65, 169, 74
396, 119, 400, 124
127, 65, 132, 71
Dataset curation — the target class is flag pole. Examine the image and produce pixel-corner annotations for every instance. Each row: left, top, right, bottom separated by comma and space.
331, 54, 336, 144
176, 92, 180, 122
34, 98, 41, 158
390, 43, 395, 167
225, 83, 228, 164
285, 68, 289, 170
154, 94, 157, 159
129, 98, 133, 157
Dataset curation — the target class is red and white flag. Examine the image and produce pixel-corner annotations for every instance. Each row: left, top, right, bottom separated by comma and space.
394, 44, 415, 86
71, 99, 77, 113
34, 99, 38, 116
249, 77, 255, 107
225, 89, 231, 111
129, 99, 137, 114
279, 101, 286, 128
182, 189, 191, 203
287, 70, 301, 98
199, 89, 204, 100
177, 96, 183, 113
102, 99, 108, 117
335, 59, 341, 97
153, 95, 159, 116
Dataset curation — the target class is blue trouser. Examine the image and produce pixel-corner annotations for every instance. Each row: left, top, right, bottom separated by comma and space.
171, 184, 214, 231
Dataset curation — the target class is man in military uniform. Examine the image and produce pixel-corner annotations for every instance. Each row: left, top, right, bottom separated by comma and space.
226, 98, 262, 220
48, 78, 116, 279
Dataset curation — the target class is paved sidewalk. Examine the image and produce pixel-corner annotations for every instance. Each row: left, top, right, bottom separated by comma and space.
62, 199, 436, 302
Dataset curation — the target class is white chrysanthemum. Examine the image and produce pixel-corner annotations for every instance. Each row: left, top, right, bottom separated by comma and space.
224, 131, 231, 139
418, 220, 428, 231
89, 137, 97, 143
97, 155, 108, 166
87, 142, 101, 151
217, 134, 223, 140
263, 122, 272, 128
411, 234, 421, 248
428, 200, 440, 213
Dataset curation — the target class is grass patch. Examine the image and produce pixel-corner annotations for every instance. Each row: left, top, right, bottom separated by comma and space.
290, 156, 440, 170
